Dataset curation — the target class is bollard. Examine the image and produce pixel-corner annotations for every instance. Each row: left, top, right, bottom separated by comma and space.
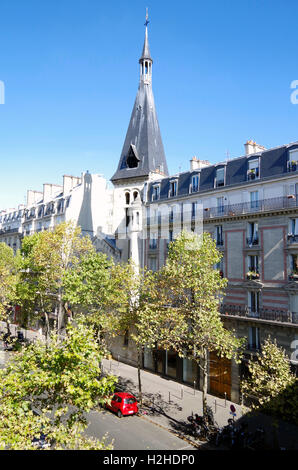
152, 396, 155, 409
193, 380, 196, 396
224, 392, 227, 407
214, 399, 217, 414
118, 355, 120, 366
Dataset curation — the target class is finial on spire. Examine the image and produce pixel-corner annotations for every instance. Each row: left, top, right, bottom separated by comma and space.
144, 7, 149, 27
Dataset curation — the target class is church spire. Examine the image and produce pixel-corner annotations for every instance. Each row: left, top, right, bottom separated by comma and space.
111, 12, 168, 183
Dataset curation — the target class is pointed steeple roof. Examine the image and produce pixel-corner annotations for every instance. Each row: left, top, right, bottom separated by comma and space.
111, 17, 168, 183
139, 26, 152, 62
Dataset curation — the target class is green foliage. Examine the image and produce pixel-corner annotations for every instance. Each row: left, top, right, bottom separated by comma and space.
241, 337, 297, 423
0, 243, 19, 321
63, 251, 132, 338
0, 319, 116, 449
160, 231, 244, 361
16, 222, 94, 332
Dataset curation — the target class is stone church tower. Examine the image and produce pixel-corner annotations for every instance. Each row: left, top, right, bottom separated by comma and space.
111, 16, 168, 267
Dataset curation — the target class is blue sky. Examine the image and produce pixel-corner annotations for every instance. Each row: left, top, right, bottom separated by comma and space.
1, 0, 298, 208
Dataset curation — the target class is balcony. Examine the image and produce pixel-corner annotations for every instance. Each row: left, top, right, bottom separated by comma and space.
220, 304, 298, 325
289, 272, 298, 281
203, 195, 298, 220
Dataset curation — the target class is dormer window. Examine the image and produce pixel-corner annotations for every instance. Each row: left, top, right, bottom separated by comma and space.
288, 149, 298, 172
152, 185, 160, 201
215, 167, 225, 187
126, 144, 140, 169
191, 174, 199, 193
247, 158, 260, 180
169, 180, 177, 197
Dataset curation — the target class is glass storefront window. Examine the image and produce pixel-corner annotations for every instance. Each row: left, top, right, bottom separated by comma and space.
165, 350, 177, 378
183, 357, 197, 384
143, 347, 154, 370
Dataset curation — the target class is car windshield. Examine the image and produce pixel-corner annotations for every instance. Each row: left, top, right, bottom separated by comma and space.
124, 397, 136, 404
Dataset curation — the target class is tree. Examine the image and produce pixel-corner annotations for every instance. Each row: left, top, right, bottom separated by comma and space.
17, 222, 94, 337
121, 264, 185, 404
0, 243, 19, 334
241, 337, 297, 413
158, 231, 244, 416
63, 251, 132, 344
0, 318, 116, 449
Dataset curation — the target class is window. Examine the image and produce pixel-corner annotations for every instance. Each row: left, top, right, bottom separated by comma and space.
152, 185, 160, 201
289, 219, 298, 243
149, 234, 157, 249
248, 291, 259, 316
248, 326, 260, 350
215, 167, 225, 187
191, 174, 199, 193
148, 257, 157, 272
250, 191, 259, 210
217, 197, 224, 215
288, 149, 298, 172
247, 222, 259, 246
191, 202, 197, 219
247, 159, 260, 180
125, 192, 130, 205
248, 255, 259, 272
215, 225, 223, 246
291, 254, 298, 275
169, 181, 177, 197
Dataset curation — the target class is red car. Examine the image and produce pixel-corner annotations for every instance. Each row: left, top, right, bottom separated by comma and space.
104, 392, 139, 418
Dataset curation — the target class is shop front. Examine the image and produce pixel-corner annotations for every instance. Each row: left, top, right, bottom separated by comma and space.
143, 347, 199, 386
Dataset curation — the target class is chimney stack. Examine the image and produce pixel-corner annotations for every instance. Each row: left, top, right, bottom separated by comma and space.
244, 140, 266, 156
190, 156, 210, 171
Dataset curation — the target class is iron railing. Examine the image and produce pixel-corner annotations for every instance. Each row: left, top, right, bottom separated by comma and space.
203, 195, 298, 220
220, 303, 298, 324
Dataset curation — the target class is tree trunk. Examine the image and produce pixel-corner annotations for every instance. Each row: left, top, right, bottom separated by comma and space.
137, 346, 143, 405
57, 290, 64, 335
44, 312, 50, 343
202, 347, 208, 418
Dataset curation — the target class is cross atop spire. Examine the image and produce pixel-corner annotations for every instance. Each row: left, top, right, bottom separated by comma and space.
139, 8, 152, 64
144, 7, 149, 26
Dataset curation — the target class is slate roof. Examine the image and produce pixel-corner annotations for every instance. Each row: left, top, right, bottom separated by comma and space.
147, 141, 298, 202
111, 28, 168, 183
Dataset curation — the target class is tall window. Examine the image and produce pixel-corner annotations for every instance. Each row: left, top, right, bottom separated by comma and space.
247, 222, 258, 246
250, 191, 259, 210
215, 225, 223, 246
216, 167, 225, 187
191, 175, 199, 193
288, 149, 298, 171
169, 181, 177, 197
248, 255, 259, 272
291, 254, 298, 274
216, 196, 224, 215
248, 159, 260, 180
249, 291, 259, 316
191, 202, 197, 218
248, 326, 260, 350
152, 185, 160, 201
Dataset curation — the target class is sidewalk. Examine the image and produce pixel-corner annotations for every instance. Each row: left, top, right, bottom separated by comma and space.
102, 358, 298, 450
101, 358, 243, 447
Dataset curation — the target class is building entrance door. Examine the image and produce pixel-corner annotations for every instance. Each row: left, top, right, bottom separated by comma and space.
209, 352, 231, 400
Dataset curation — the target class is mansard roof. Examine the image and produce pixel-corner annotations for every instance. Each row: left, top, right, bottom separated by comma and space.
147, 141, 298, 202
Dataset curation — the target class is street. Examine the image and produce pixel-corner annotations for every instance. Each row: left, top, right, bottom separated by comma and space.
85, 409, 196, 451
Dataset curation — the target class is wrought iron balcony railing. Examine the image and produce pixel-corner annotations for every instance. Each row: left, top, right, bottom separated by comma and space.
203, 195, 298, 220
220, 303, 298, 324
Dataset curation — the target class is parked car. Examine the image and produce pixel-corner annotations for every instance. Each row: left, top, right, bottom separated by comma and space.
104, 392, 138, 418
